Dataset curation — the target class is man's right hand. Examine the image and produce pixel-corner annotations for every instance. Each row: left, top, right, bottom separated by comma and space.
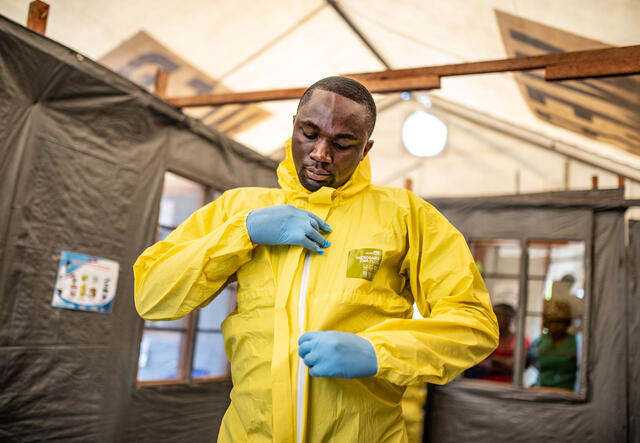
246, 205, 331, 254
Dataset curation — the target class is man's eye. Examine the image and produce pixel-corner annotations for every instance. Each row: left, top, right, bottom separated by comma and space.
303, 131, 317, 140
333, 141, 347, 150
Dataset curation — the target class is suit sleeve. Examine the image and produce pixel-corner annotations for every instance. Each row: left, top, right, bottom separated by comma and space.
133, 190, 255, 321
360, 196, 499, 386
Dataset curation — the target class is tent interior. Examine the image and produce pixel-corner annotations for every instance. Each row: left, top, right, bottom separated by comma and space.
0, 1, 639, 442
2, 0, 639, 200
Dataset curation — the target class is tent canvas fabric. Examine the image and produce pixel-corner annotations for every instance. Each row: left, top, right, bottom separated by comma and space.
0, 15, 276, 442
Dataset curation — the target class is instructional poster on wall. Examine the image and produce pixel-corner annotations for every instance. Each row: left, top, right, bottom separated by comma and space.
52, 250, 119, 313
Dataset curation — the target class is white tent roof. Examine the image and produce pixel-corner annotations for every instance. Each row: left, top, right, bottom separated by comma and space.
2, 0, 639, 198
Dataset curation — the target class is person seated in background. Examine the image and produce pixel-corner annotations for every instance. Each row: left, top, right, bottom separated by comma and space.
465, 303, 524, 382
529, 298, 577, 390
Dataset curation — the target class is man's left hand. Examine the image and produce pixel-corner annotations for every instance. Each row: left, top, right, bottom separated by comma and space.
298, 331, 378, 378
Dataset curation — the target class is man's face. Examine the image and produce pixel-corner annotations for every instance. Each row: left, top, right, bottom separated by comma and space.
495, 309, 512, 334
292, 89, 373, 192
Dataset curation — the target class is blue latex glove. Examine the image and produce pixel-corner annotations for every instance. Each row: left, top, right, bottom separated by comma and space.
246, 205, 331, 254
298, 331, 378, 378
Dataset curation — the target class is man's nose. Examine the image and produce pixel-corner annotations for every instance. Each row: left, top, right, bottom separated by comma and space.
309, 138, 332, 163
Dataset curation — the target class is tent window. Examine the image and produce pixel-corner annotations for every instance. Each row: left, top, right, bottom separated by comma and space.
464, 239, 522, 383
464, 238, 585, 395
136, 172, 235, 385
524, 240, 584, 392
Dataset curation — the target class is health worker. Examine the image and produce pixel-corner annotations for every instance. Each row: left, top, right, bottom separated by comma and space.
134, 76, 499, 443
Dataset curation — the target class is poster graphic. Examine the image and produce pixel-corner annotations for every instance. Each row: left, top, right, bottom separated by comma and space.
52, 250, 119, 313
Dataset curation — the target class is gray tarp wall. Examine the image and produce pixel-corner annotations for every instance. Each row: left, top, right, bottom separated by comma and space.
629, 220, 640, 443
427, 190, 636, 443
0, 16, 277, 442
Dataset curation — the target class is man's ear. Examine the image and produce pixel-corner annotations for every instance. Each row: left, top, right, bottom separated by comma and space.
362, 140, 374, 159
292, 115, 297, 126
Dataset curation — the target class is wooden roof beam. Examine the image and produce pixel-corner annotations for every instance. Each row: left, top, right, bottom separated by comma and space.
167, 75, 440, 108
545, 56, 640, 80
347, 45, 640, 80
166, 45, 639, 107
168, 87, 308, 108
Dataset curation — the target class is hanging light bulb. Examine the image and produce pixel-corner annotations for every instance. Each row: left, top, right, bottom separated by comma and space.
401, 111, 447, 157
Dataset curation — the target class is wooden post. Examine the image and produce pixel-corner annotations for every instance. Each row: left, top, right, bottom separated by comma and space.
618, 175, 625, 189
563, 158, 570, 190
515, 169, 521, 194
27, 1, 49, 35
591, 175, 599, 189
154, 69, 169, 98
404, 177, 413, 192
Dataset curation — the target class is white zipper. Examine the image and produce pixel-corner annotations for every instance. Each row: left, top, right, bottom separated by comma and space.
296, 252, 312, 443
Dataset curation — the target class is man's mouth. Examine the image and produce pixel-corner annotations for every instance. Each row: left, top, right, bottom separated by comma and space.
305, 167, 331, 181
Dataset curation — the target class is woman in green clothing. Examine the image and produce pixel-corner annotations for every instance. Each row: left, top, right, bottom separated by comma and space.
530, 298, 577, 391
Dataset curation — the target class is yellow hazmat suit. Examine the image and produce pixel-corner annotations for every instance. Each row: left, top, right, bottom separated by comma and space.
134, 140, 498, 442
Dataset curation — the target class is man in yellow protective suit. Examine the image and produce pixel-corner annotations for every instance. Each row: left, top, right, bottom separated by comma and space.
134, 76, 498, 443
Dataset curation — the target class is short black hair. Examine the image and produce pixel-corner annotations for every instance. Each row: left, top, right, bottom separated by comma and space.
297, 76, 376, 136
493, 303, 516, 319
